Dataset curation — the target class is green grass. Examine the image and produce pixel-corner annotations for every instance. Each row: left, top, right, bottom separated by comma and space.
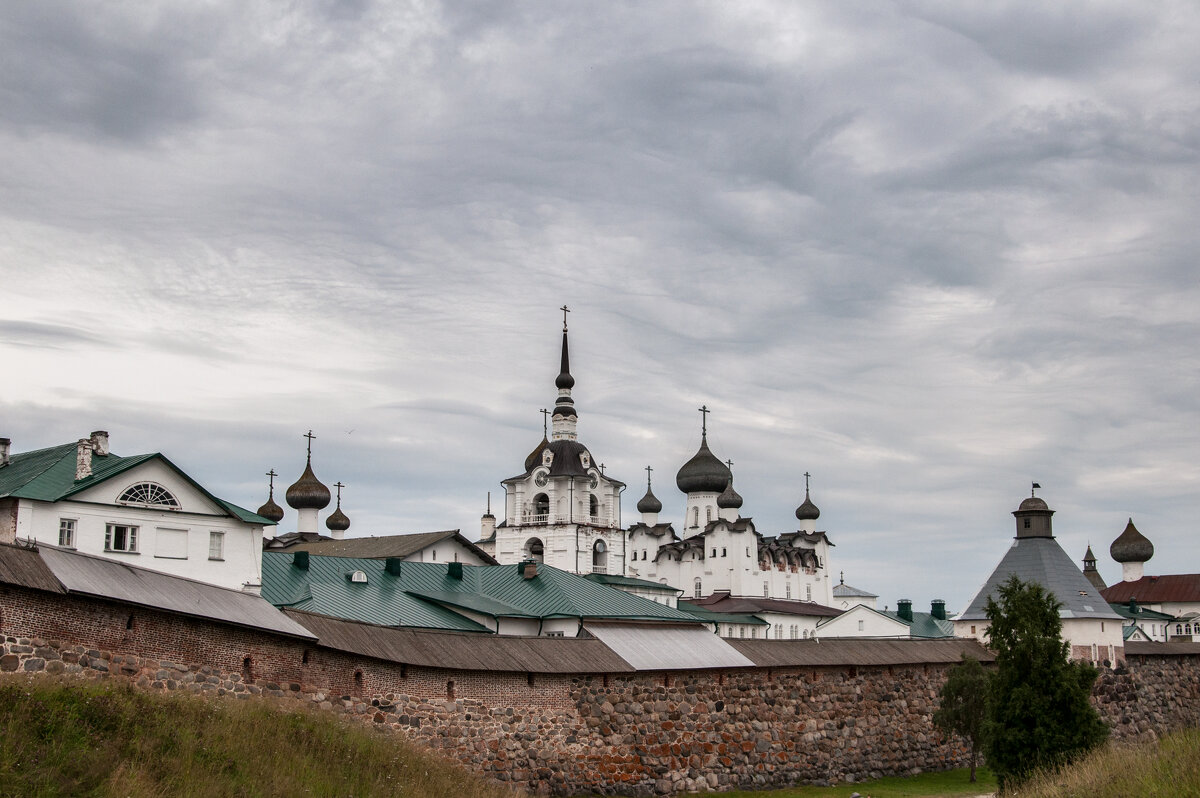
1009, 728, 1200, 798
714, 767, 997, 797
0, 676, 524, 798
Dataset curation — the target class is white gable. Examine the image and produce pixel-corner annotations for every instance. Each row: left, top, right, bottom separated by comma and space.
72, 459, 227, 517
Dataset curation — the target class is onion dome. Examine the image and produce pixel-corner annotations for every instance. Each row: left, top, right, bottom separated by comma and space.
257, 494, 284, 524
717, 480, 743, 509
637, 487, 662, 514
1110, 518, 1153, 564
325, 505, 350, 533
256, 469, 285, 523
286, 435, 331, 510
676, 435, 731, 494
795, 489, 820, 521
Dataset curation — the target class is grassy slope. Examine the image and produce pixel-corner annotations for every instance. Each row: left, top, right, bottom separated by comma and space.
0, 677, 524, 798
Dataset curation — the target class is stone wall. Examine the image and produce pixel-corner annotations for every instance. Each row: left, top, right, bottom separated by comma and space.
1, 583, 1198, 796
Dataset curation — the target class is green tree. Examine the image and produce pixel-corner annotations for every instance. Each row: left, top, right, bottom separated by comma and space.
934, 654, 990, 782
983, 575, 1108, 790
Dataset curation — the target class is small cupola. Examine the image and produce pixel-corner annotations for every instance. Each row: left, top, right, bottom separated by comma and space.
325, 481, 350, 540
1012, 483, 1054, 539
256, 468, 285, 524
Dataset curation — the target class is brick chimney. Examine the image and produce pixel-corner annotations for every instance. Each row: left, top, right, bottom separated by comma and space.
521, 560, 538, 579
75, 438, 93, 481
0, 438, 10, 467
90, 430, 110, 456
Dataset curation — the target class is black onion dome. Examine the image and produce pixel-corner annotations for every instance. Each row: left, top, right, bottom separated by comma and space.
637, 487, 662, 514
1110, 518, 1153, 564
524, 436, 549, 472
286, 460, 331, 510
676, 437, 731, 494
1018, 496, 1050, 512
256, 495, 285, 524
325, 506, 350, 532
717, 480, 743, 509
795, 489, 820, 521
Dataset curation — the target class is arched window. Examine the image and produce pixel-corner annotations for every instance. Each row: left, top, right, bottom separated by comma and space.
524, 538, 545, 562
706, 506, 713, 523
589, 494, 599, 520
630, 550, 637, 561
691, 507, 700, 528
118, 483, 180, 508
592, 540, 608, 574
532, 493, 550, 521
694, 577, 702, 598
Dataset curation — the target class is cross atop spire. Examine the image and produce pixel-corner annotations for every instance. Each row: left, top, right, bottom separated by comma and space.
333, 481, 345, 507
804, 471, 811, 492
698, 405, 710, 437
645, 464, 653, 487
726, 459, 734, 471
561, 304, 570, 331
303, 430, 316, 460
540, 408, 549, 438
266, 468, 277, 490
599, 462, 605, 475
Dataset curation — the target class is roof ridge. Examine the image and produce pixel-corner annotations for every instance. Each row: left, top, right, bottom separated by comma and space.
0, 442, 76, 496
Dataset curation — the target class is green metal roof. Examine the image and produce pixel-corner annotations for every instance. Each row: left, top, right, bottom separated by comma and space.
582, 572, 681, 592
1108, 602, 1175, 622
0, 442, 275, 526
260, 553, 705, 632
882, 611, 955, 639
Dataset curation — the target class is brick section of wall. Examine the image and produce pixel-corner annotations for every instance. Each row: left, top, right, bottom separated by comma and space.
2, 583, 1198, 796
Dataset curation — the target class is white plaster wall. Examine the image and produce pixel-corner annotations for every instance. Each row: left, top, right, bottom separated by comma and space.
405, 540, 490, 566
19, 458, 263, 591
816, 606, 908, 639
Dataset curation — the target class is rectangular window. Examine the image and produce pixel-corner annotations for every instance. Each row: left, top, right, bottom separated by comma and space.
155, 528, 188, 559
786, 583, 792, 599
858, 619, 864, 631
763, 581, 769, 597
105, 524, 138, 553
58, 518, 76, 548
209, 531, 225, 561
806, 584, 813, 601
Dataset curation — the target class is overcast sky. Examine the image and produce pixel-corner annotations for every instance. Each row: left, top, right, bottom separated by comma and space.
3, 1, 1198, 612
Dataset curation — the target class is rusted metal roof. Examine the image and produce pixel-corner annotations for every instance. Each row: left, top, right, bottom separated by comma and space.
38, 545, 315, 640
728, 637, 995, 667
1125, 640, 1200, 657
0, 542, 65, 594
586, 622, 756, 671
286, 610, 634, 673
1101, 574, 1200, 604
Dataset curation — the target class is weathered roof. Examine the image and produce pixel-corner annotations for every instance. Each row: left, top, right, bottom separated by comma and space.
0, 442, 274, 525
684, 593, 843, 618
729, 637, 996, 667
0, 542, 66, 594
1101, 574, 1200, 605
288, 610, 634, 673
36, 544, 315, 640
673, 603, 769, 626
833, 582, 877, 599
281, 530, 498, 564
586, 622, 756, 670
956, 536, 1123, 621
881, 611, 955, 639
583, 572, 680, 593
262, 554, 705, 632
1125, 640, 1200, 657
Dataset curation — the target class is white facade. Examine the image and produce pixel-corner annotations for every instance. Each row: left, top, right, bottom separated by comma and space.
954, 617, 1125, 666
816, 604, 911, 639
7, 448, 265, 592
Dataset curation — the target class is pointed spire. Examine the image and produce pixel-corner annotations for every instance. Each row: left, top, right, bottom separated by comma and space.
550, 307, 578, 441
256, 468, 285, 523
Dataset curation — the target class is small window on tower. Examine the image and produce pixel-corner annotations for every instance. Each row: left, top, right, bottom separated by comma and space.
1024, 518, 1031, 529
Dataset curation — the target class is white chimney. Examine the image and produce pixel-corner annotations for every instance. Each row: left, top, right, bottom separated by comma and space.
75, 439, 93, 481
90, 430, 110, 456
0, 438, 10, 467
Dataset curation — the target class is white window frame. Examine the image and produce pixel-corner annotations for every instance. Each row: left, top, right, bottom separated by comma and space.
105, 524, 139, 553
58, 518, 77, 548
208, 531, 225, 561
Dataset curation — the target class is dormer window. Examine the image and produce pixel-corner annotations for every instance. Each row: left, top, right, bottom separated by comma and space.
580, 452, 590, 468
118, 483, 181, 509
542, 449, 553, 466
348, 570, 368, 583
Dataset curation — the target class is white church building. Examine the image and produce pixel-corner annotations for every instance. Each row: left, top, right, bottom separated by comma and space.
478, 316, 839, 614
